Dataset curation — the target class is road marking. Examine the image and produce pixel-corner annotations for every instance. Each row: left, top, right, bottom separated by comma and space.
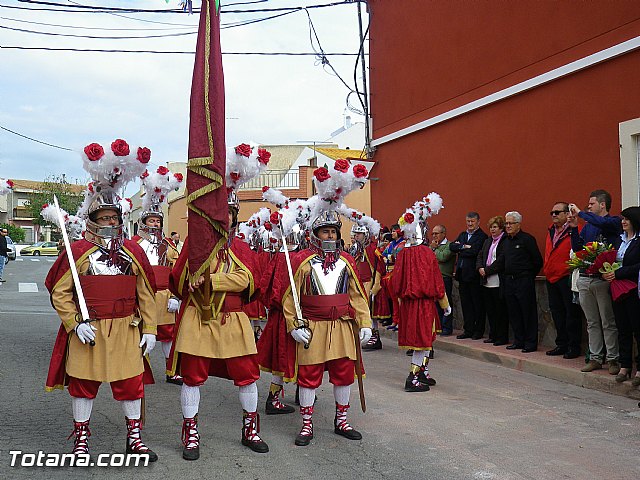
30, 258, 40, 262
18, 283, 39, 293
15, 258, 24, 262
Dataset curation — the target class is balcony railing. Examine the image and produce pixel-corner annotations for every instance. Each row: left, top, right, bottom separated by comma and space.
243, 169, 299, 190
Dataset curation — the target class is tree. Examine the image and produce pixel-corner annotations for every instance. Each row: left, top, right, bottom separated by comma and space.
27, 175, 84, 230
0, 223, 25, 243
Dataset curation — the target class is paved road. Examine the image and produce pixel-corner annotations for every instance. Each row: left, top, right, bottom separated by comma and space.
1, 258, 639, 479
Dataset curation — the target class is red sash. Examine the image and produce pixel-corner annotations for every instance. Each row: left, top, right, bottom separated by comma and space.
153, 265, 171, 290
357, 260, 372, 283
79, 275, 137, 319
222, 293, 244, 313
301, 294, 353, 322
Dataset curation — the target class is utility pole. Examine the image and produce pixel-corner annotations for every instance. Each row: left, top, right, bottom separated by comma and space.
357, 1, 371, 158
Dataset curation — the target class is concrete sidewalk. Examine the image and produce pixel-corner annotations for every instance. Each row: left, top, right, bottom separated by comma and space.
379, 328, 640, 401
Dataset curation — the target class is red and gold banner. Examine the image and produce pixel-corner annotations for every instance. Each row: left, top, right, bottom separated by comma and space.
186, 0, 228, 281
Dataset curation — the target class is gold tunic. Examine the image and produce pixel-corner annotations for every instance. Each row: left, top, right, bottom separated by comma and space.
282, 259, 371, 366
51, 252, 157, 383
175, 260, 256, 359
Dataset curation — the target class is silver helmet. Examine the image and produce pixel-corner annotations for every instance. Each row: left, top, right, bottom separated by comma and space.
309, 210, 342, 255
84, 189, 125, 249
138, 204, 164, 245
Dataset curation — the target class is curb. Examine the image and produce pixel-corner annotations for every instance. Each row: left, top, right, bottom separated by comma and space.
377, 327, 640, 400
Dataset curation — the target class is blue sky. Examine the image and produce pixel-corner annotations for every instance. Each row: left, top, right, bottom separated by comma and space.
0, 0, 368, 188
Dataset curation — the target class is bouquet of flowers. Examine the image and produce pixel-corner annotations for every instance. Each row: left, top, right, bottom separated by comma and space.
567, 241, 617, 274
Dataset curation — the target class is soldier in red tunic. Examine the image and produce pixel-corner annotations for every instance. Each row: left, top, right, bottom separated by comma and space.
132, 166, 184, 385
391, 193, 451, 392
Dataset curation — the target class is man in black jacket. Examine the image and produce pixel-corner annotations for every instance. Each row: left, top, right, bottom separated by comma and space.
501, 212, 543, 353
450, 212, 488, 339
0, 228, 9, 282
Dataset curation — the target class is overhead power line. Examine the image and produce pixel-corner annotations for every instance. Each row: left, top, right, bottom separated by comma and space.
0, 45, 366, 55
0, 125, 72, 151
0, 15, 196, 30
0, 24, 196, 39
11, 0, 362, 14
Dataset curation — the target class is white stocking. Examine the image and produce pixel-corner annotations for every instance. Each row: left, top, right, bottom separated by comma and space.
120, 399, 141, 420
181, 384, 200, 419
372, 319, 379, 329
333, 384, 351, 405
298, 386, 316, 408
411, 350, 427, 367
71, 397, 93, 423
270, 374, 284, 386
161, 341, 172, 359
239, 383, 258, 412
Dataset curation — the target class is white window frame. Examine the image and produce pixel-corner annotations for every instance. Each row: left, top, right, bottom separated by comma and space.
619, 118, 640, 208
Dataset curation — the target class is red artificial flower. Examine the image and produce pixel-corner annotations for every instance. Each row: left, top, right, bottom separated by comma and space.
264, 222, 273, 231
270, 211, 281, 224
334, 159, 350, 173
113, 167, 120, 173
257, 148, 271, 165
226, 186, 234, 195
154, 187, 161, 193
111, 139, 130, 157
157, 166, 169, 176
126, 198, 133, 208
335, 188, 343, 195
235, 143, 252, 157
87, 182, 94, 193
352, 212, 357, 217
137, 147, 151, 164
237, 233, 246, 240
230, 172, 241, 182
270, 237, 278, 244
84, 143, 104, 162
6, 180, 14, 188
352, 164, 368, 178
42, 203, 49, 210
313, 167, 331, 183
159, 195, 165, 202
403, 212, 415, 224
262, 186, 270, 193
174, 173, 183, 182
140, 170, 149, 179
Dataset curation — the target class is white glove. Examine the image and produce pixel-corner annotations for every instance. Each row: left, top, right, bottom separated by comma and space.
75, 322, 97, 344
444, 306, 452, 316
139, 334, 156, 356
359, 327, 372, 345
291, 328, 311, 344
167, 298, 180, 313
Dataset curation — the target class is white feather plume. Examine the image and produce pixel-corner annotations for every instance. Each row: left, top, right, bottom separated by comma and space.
0, 178, 13, 195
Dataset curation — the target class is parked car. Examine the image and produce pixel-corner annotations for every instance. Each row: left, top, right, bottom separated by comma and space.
20, 241, 59, 256
5, 236, 16, 261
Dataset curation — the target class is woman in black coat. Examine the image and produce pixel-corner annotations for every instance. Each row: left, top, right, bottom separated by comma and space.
476, 216, 509, 345
602, 206, 640, 385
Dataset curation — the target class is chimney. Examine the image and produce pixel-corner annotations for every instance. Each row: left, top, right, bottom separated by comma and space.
344, 115, 352, 129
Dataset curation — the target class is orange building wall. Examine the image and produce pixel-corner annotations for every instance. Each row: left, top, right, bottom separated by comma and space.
368, 0, 640, 247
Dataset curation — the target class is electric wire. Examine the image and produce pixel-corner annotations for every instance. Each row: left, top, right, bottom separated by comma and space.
0, 125, 72, 151
0, 45, 364, 55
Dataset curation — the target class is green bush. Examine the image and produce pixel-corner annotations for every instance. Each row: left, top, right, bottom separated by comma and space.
0, 223, 26, 243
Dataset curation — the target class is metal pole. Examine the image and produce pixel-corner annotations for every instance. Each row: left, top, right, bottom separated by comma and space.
357, 1, 371, 158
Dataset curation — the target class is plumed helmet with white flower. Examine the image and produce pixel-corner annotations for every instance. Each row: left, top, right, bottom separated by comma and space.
139, 166, 184, 226
398, 192, 444, 246
78, 139, 151, 220
226, 143, 271, 211
40, 203, 84, 241
0, 178, 14, 196
238, 207, 272, 249
78, 139, 151, 248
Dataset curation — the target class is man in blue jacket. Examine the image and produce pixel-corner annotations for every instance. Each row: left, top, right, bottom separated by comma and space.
568, 189, 621, 374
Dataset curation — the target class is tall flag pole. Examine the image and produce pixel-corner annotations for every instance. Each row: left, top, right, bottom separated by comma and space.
186, 0, 227, 321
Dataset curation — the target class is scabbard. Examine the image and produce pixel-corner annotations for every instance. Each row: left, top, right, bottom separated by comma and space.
351, 321, 366, 413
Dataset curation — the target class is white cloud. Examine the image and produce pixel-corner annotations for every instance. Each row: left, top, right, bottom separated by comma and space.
0, 0, 368, 185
